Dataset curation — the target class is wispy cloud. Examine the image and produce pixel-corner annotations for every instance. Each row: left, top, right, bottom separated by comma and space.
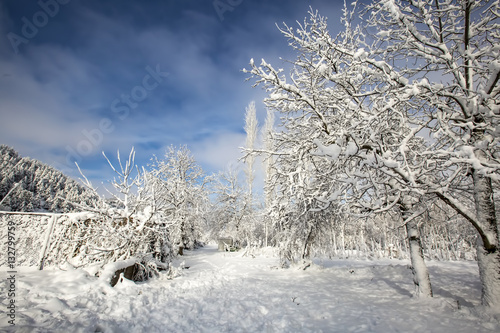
0, 0, 343, 187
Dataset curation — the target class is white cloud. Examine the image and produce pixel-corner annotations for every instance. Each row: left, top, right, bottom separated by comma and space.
0, 0, 342, 192
191, 131, 246, 173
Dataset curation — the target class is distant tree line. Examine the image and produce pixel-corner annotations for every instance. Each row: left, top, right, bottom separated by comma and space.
0, 145, 99, 212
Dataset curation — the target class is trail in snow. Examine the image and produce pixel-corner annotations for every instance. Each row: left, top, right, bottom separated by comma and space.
1, 245, 499, 332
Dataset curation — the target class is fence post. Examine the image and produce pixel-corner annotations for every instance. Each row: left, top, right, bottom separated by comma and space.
39, 214, 56, 270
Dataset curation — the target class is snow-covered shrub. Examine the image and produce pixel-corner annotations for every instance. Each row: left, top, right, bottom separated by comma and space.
71, 146, 209, 281
69, 148, 177, 280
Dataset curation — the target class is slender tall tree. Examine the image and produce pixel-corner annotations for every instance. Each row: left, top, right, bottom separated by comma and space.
262, 108, 275, 247
244, 101, 258, 202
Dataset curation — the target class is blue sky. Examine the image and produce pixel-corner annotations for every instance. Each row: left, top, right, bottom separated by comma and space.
0, 0, 345, 190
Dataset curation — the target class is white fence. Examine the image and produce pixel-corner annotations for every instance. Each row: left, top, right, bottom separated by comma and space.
0, 211, 87, 269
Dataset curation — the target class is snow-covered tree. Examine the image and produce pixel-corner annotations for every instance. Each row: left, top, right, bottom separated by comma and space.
360, 0, 500, 307
244, 101, 258, 200
262, 108, 276, 247
262, 109, 275, 207
246, 1, 500, 306
150, 145, 207, 251
244, 5, 435, 294
70, 147, 172, 280
210, 167, 254, 247
0, 145, 99, 212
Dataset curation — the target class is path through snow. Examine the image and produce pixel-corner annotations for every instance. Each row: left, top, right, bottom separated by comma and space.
1, 245, 499, 332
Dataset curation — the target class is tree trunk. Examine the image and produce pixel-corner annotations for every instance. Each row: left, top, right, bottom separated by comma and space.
472, 170, 500, 308
402, 202, 433, 298
264, 219, 268, 247
406, 219, 433, 297
476, 240, 500, 308
341, 225, 345, 258
331, 227, 337, 258
302, 224, 315, 259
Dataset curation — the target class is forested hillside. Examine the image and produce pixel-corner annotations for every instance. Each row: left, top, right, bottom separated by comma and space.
0, 145, 99, 212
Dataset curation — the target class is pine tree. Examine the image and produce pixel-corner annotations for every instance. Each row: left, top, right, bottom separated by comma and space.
0, 145, 99, 212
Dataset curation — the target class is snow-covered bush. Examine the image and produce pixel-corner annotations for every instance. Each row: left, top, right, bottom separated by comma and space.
67, 149, 172, 280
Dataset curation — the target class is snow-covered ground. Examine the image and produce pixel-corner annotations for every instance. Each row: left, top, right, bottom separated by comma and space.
1, 245, 499, 332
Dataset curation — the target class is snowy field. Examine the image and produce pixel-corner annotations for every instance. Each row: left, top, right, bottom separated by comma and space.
1, 245, 499, 333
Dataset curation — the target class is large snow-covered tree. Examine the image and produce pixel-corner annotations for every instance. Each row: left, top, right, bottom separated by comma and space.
360, 0, 500, 307
245, 1, 500, 306
244, 4, 434, 290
